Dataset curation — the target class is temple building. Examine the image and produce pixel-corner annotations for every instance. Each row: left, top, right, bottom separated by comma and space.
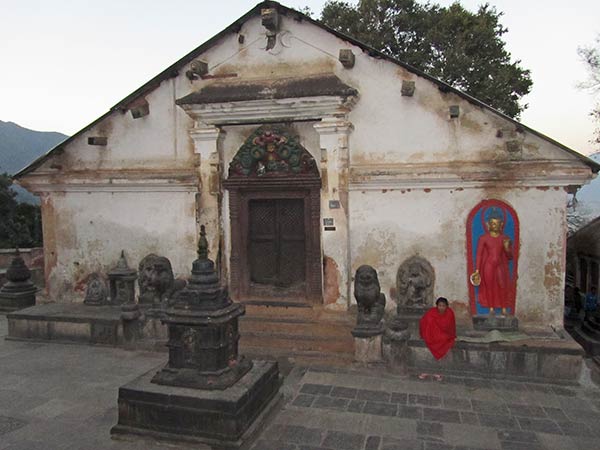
15, 0, 599, 338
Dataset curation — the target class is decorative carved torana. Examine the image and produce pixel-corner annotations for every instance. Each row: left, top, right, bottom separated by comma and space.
228, 126, 318, 177
396, 256, 435, 310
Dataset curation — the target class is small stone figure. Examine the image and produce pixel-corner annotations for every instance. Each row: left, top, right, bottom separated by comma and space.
84, 273, 108, 306
352, 265, 386, 336
0, 252, 37, 312
396, 256, 434, 309
138, 254, 175, 306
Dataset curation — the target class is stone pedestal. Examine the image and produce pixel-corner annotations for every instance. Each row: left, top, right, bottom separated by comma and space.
396, 306, 427, 335
383, 317, 411, 375
473, 315, 519, 331
353, 333, 383, 363
121, 303, 143, 344
0, 254, 37, 313
112, 361, 281, 449
112, 227, 281, 448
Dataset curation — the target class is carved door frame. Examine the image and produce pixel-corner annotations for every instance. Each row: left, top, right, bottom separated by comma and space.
224, 176, 322, 304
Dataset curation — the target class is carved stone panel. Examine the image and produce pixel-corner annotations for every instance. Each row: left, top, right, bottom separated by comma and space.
396, 256, 435, 310
84, 273, 108, 306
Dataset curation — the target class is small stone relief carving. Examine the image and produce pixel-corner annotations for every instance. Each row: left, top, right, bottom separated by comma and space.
396, 256, 435, 309
138, 254, 176, 306
353, 265, 386, 334
84, 273, 108, 306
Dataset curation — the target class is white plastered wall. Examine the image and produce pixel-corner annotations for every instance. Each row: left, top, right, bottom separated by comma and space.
21, 11, 593, 313
349, 187, 569, 331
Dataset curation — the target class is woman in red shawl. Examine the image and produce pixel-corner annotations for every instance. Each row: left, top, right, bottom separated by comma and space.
419, 297, 456, 380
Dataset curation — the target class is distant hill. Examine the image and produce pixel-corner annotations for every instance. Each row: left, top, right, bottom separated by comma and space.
0, 120, 68, 203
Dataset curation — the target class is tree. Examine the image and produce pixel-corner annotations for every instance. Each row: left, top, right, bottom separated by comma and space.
320, 0, 532, 118
578, 34, 600, 148
0, 173, 42, 248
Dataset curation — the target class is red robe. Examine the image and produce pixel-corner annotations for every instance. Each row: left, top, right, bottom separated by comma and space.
419, 307, 456, 360
476, 233, 513, 309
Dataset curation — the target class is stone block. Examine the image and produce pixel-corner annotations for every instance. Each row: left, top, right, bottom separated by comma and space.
111, 360, 282, 448
538, 353, 582, 381
50, 322, 91, 342
354, 334, 383, 363
8, 319, 50, 340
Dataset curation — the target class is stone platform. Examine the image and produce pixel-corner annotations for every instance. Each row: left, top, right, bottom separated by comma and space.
111, 360, 282, 449
408, 333, 584, 383
7, 303, 125, 346
5, 303, 586, 382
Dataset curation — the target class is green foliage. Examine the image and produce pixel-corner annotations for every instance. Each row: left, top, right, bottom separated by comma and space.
320, 0, 532, 118
578, 34, 600, 147
0, 173, 42, 248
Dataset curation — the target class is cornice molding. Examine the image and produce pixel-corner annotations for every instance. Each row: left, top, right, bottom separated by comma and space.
350, 160, 595, 190
179, 95, 358, 125
16, 169, 199, 194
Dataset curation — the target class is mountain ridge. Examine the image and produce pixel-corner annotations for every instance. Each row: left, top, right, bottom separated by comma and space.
0, 120, 68, 203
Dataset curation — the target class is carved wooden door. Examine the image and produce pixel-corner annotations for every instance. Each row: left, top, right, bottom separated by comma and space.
248, 199, 306, 294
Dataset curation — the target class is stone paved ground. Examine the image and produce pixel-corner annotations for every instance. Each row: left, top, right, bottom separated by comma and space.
1, 314, 600, 450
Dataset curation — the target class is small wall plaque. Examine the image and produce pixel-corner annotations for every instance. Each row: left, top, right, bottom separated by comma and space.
323, 218, 334, 227
329, 200, 340, 209
324, 226, 336, 231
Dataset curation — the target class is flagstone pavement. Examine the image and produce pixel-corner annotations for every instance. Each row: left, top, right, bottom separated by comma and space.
1, 315, 599, 450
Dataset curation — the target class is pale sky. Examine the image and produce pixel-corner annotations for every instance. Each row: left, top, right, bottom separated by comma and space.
1, 0, 599, 155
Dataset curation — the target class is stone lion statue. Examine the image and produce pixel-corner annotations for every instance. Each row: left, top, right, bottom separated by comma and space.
138, 254, 175, 305
396, 256, 434, 309
354, 265, 386, 326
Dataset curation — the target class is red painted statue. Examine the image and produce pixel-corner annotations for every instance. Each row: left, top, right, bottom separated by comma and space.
470, 208, 514, 315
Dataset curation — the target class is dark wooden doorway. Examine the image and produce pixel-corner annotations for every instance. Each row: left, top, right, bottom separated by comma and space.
224, 178, 322, 304
223, 125, 322, 304
249, 198, 306, 296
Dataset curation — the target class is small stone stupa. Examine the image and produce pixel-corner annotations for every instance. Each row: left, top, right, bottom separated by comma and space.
112, 226, 282, 448
0, 252, 37, 313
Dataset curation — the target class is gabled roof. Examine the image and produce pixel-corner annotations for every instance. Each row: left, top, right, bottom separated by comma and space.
15, 0, 600, 178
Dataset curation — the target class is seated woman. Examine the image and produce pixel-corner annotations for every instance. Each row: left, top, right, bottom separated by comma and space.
419, 297, 456, 380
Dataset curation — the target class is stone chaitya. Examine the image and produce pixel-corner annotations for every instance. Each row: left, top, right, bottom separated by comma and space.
112, 226, 282, 448
107, 251, 137, 306
0, 252, 37, 313
151, 226, 252, 389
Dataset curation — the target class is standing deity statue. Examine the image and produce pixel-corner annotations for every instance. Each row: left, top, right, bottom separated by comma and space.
470, 207, 515, 316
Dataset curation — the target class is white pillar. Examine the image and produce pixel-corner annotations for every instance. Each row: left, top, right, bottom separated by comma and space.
314, 117, 353, 308
189, 124, 225, 265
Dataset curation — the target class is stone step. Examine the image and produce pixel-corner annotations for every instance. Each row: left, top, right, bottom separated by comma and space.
239, 344, 355, 367
239, 316, 353, 339
241, 332, 354, 355
569, 324, 600, 356
408, 337, 584, 382
582, 320, 600, 339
